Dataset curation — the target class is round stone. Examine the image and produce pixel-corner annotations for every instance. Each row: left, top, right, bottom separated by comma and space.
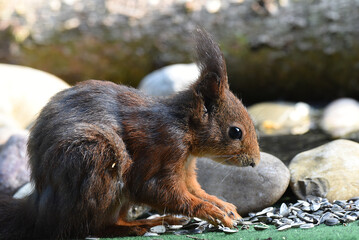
0, 132, 30, 194
0, 63, 69, 129
197, 152, 290, 216
248, 102, 312, 136
289, 139, 359, 202
320, 98, 359, 138
138, 63, 199, 97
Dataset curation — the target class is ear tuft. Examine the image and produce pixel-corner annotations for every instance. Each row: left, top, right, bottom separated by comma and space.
193, 28, 229, 102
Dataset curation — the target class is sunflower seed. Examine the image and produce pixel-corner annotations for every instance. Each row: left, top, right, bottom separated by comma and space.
256, 207, 274, 216
277, 224, 291, 231
331, 204, 343, 212
144, 232, 160, 237
280, 203, 290, 217
319, 212, 333, 224
257, 215, 269, 222
324, 218, 339, 226
141, 196, 359, 235
281, 218, 294, 225
333, 200, 346, 208
221, 227, 238, 233
311, 202, 321, 212
150, 225, 166, 233
349, 197, 359, 202
254, 224, 269, 231
168, 225, 184, 230
300, 223, 315, 229
237, 221, 253, 225
291, 221, 305, 228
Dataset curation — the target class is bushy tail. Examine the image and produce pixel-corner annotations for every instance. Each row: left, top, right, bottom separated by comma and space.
0, 194, 34, 239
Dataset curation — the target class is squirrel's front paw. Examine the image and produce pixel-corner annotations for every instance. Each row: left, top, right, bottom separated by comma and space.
203, 195, 241, 221
193, 201, 236, 228
220, 202, 241, 221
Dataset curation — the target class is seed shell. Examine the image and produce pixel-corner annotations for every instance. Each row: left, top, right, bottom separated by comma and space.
300, 223, 315, 229
277, 224, 291, 231
150, 225, 166, 233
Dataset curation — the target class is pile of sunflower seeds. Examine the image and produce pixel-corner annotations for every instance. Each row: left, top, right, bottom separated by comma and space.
241, 196, 359, 231
144, 196, 359, 236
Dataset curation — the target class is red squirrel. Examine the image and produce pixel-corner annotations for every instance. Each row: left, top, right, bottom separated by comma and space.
0, 29, 260, 239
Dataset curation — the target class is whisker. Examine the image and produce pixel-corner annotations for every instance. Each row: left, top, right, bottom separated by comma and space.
220, 168, 233, 184
211, 156, 233, 168
210, 155, 238, 158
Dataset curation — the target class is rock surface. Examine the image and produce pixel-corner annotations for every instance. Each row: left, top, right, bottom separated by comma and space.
0, 132, 30, 195
289, 139, 359, 202
248, 102, 312, 136
0, 118, 24, 145
197, 152, 290, 216
0, 64, 70, 129
138, 63, 199, 96
320, 98, 359, 138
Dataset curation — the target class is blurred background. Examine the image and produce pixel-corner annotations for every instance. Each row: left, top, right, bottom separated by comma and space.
1, 0, 359, 104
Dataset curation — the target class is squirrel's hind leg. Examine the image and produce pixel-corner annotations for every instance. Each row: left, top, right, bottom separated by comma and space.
116, 204, 188, 230
117, 215, 188, 227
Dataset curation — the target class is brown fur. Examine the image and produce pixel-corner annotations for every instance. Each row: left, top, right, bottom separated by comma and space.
0, 29, 260, 239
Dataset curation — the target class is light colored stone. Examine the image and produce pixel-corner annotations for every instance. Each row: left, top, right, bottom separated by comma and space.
0, 64, 70, 129
248, 102, 312, 136
13, 182, 34, 199
289, 139, 359, 202
197, 152, 290, 216
138, 63, 199, 97
320, 98, 359, 138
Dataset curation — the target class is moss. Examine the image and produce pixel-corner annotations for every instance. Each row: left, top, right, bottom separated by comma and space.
14, 35, 154, 87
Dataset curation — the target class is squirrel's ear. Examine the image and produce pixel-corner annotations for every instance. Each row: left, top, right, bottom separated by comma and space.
192, 28, 229, 105
194, 71, 226, 102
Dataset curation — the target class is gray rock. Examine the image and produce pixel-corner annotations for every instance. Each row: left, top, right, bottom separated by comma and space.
289, 139, 359, 202
0, 126, 24, 145
0, 113, 23, 144
320, 98, 359, 138
0, 132, 30, 195
248, 102, 312, 136
138, 63, 199, 96
197, 152, 290, 216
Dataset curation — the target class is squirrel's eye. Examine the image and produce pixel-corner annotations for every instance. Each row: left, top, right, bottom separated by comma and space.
228, 126, 243, 140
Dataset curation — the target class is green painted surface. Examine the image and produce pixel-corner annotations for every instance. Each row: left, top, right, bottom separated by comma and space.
103, 222, 359, 240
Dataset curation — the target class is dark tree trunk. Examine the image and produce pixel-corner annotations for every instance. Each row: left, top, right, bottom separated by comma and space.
1, 0, 359, 102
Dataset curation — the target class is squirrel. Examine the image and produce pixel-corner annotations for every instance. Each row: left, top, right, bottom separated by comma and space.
0, 29, 260, 239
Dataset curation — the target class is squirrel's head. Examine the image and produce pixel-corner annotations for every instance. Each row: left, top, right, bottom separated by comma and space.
190, 29, 260, 167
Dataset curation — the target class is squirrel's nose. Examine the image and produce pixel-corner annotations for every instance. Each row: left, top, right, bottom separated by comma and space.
250, 162, 256, 168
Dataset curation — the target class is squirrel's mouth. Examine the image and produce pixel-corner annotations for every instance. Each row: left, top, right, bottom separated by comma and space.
210, 154, 260, 167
